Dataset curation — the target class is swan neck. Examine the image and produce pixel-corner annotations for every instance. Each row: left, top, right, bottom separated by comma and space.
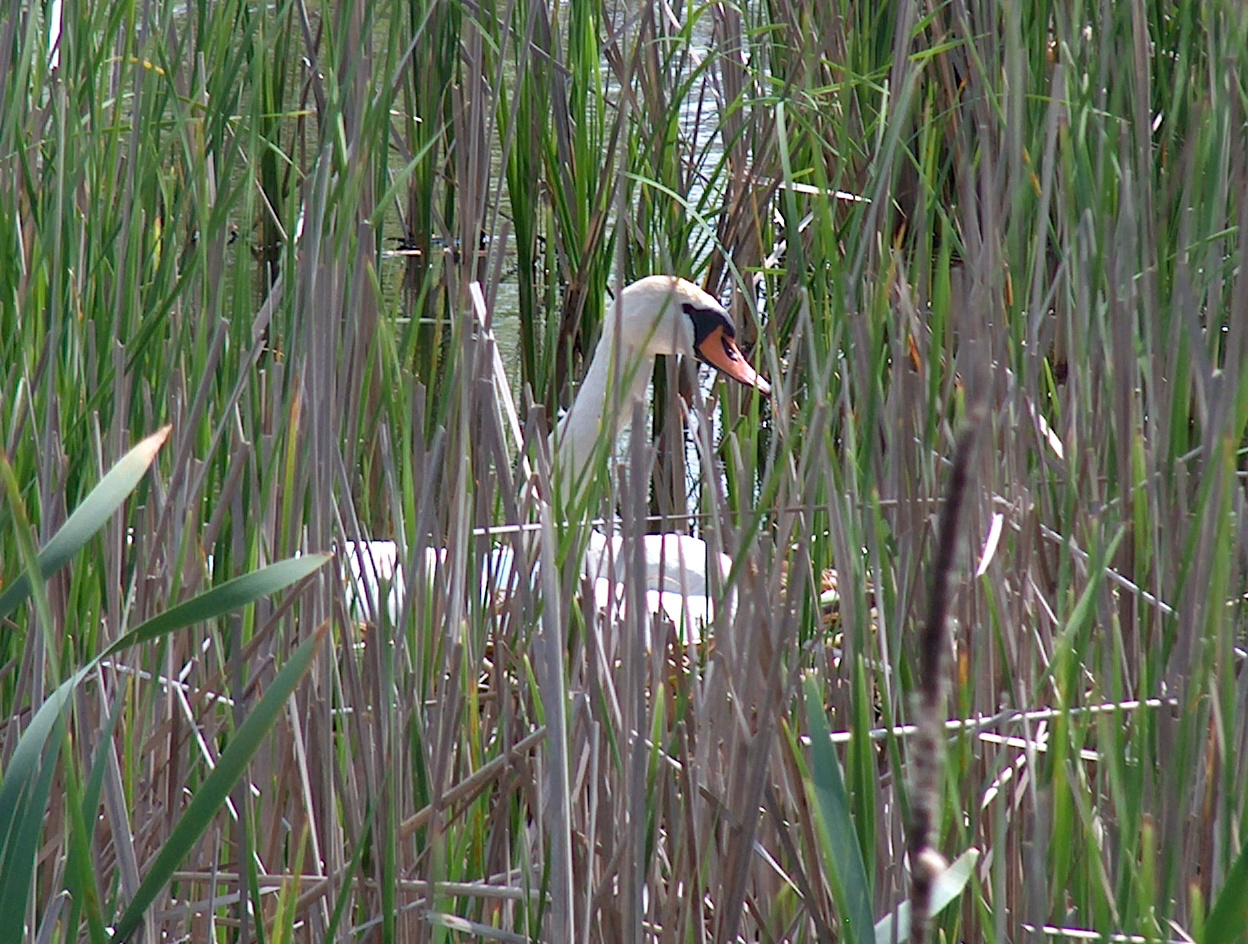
556, 330, 654, 487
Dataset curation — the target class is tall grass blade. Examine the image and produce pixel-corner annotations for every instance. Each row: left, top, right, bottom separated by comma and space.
804, 675, 874, 942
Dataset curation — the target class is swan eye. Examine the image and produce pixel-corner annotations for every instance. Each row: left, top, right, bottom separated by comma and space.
682, 301, 735, 349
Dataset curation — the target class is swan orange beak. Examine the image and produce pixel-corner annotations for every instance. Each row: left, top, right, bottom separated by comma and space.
696, 325, 772, 396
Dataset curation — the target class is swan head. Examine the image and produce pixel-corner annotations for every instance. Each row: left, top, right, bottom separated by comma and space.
554, 276, 771, 487
611, 276, 772, 395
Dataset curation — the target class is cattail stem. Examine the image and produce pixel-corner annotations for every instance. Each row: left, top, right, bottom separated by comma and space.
907, 424, 979, 944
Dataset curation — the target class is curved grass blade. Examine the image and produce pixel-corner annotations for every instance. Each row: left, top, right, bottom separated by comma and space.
0, 427, 171, 622
109, 621, 330, 943
874, 847, 980, 944
804, 676, 875, 943
102, 553, 332, 657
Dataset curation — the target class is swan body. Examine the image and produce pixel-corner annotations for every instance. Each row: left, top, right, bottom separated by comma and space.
343, 276, 769, 631
343, 532, 729, 631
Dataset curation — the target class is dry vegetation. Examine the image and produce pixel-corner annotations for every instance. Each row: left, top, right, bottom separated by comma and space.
3, 0, 1248, 942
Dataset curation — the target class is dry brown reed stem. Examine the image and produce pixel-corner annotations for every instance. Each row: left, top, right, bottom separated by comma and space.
906, 423, 979, 944
398, 726, 546, 840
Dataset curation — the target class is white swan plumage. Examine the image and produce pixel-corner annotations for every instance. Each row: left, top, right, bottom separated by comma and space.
344, 276, 770, 630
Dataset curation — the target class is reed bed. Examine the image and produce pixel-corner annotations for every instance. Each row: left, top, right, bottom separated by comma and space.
2, 0, 1247, 941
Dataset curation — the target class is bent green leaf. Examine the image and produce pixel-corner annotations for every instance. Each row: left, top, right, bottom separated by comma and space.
0, 427, 171, 622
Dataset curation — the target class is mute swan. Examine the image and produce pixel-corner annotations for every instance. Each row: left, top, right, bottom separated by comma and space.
344, 275, 770, 629
553, 275, 769, 487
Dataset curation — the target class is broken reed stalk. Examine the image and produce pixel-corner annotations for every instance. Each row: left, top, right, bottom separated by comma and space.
906, 424, 979, 944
